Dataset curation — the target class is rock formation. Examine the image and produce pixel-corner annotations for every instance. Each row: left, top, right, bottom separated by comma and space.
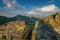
44, 13, 60, 34
0, 13, 60, 40
0, 20, 32, 40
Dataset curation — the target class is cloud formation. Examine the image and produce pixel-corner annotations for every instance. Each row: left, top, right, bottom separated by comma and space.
27, 4, 60, 16
27, 11, 36, 15
3, 0, 25, 9
35, 4, 59, 12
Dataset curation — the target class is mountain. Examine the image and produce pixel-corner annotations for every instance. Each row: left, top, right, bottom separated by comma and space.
0, 16, 9, 25
0, 13, 60, 40
44, 12, 60, 34
0, 20, 33, 40
44, 12, 60, 40
0, 15, 39, 25
31, 12, 60, 40
0, 15, 39, 40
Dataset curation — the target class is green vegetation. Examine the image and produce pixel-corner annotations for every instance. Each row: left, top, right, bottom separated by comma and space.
0, 12, 60, 40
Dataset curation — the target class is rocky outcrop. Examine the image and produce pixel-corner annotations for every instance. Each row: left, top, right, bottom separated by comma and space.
32, 19, 58, 40
31, 21, 39, 40
44, 13, 60, 34
31, 13, 60, 40
0, 13, 60, 40
43, 13, 60, 40
49, 15, 60, 34
0, 20, 32, 40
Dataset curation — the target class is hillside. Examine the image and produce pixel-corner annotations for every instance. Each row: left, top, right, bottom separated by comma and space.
0, 20, 32, 40
0, 13, 60, 40
44, 12, 60, 34
44, 12, 60, 40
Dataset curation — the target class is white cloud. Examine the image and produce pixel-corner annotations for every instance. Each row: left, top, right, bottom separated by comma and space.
6, 2, 13, 8
28, 11, 36, 15
3, 0, 25, 9
36, 4, 59, 12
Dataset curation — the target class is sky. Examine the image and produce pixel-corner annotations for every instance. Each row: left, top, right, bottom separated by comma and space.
0, 0, 60, 17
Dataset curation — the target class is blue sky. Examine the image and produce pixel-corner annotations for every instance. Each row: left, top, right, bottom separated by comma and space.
0, 0, 60, 17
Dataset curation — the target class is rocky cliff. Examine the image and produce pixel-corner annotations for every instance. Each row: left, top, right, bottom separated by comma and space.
0, 13, 60, 40
0, 20, 32, 40
44, 13, 60, 34
31, 12, 60, 40
44, 12, 60, 40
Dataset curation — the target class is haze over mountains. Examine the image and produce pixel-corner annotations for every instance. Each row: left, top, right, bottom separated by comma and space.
0, 12, 60, 40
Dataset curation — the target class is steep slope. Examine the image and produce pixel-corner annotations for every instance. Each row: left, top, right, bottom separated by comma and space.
0, 15, 39, 40
0, 20, 32, 40
31, 19, 58, 40
0, 16, 8, 25
0, 13, 60, 40
44, 12, 60, 40
49, 15, 60, 34
44, 13, 60, 34
31, 12, 60, 40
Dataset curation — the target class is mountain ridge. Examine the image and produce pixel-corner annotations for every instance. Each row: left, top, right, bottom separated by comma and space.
0, 12, 60, 40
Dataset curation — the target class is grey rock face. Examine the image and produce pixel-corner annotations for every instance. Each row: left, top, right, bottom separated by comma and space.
31, 20, 57, 40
